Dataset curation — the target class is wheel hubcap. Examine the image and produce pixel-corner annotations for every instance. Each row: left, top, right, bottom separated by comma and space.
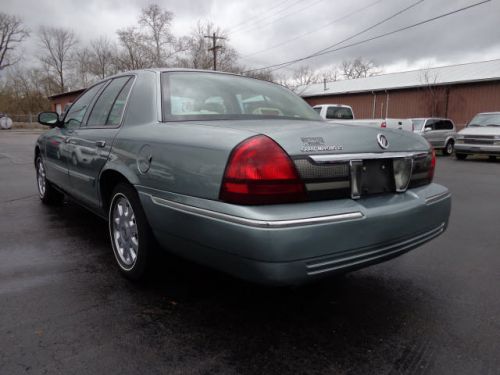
447, 143, 453, 154
37, 159, 46, 197
111, 195, 139, 268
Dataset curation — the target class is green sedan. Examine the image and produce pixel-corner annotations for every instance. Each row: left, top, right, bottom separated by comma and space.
35, 69, 451, 285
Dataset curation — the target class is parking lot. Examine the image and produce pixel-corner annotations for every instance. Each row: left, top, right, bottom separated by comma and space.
1, 131, 499, 375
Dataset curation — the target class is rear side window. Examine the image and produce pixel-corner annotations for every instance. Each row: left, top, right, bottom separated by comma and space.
63, 83, 105, 128
443, 120, 454, 130
87, 76, 132, 127
434, 120, 453, 130
106, 79, 134, 126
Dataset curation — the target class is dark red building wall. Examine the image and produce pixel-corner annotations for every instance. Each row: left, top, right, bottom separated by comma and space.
305, 81, 500, 130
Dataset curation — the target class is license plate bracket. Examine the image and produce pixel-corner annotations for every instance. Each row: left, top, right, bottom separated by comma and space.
351, 159, 396, 198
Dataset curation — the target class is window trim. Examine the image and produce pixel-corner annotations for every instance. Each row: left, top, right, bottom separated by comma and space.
82, 75, 136, 130
62, 81, 108, 129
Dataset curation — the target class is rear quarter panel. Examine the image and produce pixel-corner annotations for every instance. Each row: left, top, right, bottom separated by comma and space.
112, 122, 257, 199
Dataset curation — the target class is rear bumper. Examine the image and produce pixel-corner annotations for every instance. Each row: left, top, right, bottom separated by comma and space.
137, 184, 451, 285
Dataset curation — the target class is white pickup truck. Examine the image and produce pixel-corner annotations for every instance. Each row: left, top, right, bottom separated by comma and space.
312, 104, 413, 132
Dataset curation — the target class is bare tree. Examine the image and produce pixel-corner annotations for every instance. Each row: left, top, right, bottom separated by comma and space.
279, 65, 321, 94
341, 57, 380, 79
88, 36, 117, 79
116, 27, 150, 70
1, 67, 50, 114
318, 67, 340, 83
38, 26, 78, 92
176, 21, 238, 72
420, 69, 447, 117
139, 4, 176, 67
73, 47, 94, 88
0, 12, 29, 70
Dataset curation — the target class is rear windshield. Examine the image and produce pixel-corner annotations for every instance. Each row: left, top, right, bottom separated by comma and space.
161, 72, 320, 122
411, 119, 425, 131
326, 106, 353, 120
468, 113, 500, 127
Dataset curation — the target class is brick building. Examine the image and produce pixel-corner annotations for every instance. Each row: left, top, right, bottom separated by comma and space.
48, 88, 85, 115
300, 59, 500, 129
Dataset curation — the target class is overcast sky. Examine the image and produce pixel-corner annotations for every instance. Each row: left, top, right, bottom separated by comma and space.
3, 0, 500, 76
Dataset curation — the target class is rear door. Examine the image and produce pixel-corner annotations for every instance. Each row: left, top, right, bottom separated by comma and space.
433, 120, 451, 147
66, 76, 134, 208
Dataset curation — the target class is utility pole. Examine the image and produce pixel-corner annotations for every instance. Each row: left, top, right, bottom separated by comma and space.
204, 32, 226, 71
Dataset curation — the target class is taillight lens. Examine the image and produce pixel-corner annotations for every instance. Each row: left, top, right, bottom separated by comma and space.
428, 148, 436, 181
220, 135, 306, 205
381, 121, 387, 128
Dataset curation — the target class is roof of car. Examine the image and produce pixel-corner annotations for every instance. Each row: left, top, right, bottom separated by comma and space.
411, 117, 452, 120
313, 104, 352, 108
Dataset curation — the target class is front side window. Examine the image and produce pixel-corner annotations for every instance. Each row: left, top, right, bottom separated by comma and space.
161, 72, 320, 122
425, 119, 436, 130
87, 76, 132, 127
468, 113, 500, 127
63, 83, 105, 128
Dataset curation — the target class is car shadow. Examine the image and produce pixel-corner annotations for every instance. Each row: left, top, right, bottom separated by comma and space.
40, 199, 431, 373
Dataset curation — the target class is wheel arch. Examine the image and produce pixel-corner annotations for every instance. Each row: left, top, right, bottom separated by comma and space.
99, 166, 140, 212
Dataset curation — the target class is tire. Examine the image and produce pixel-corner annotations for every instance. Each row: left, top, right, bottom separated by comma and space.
488, 155, 497, 161
35, 156, 64, 205
108, 183, 153, 280
456, 153, 467, 160
444, 141, 454, 156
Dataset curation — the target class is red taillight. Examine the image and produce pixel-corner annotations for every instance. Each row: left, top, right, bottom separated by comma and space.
381, 121, 387, 128
220, 135, 306, 205
428, 148, 436, 181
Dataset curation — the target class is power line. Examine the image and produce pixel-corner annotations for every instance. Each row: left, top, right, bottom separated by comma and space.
244, 0, 491, 74
240, 0, 384, 59
267, 0, 425, 72
225, 0, 293, 33
228, 0, 304, 35
312, 0, 424, 58
230, 0, 327, 36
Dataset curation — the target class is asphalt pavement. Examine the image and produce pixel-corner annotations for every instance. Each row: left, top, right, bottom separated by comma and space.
1, 131, 499, 375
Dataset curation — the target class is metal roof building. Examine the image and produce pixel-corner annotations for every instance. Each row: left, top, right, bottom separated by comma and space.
301, 59, 500, 128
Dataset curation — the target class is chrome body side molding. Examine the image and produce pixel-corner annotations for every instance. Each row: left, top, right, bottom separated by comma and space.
148, 194, 364, 228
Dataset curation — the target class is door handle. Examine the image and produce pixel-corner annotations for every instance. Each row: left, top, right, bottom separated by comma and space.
95, 140, 106, 148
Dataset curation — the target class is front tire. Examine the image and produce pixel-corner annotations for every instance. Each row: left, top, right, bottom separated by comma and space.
108, 183, 153, 280
35, 156, 64, 205
456, 153, 467, 160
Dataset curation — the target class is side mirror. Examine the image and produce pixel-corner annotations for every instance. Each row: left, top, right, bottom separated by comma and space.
38, 112, 61, 127
424, 126, 432, 133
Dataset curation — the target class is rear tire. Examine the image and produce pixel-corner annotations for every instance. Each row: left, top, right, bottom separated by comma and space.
456, 153, 467, 160
35, 156, 64, 205
488, 155, 497, 161
108, 183, 153, 280
444, 141, 454, 156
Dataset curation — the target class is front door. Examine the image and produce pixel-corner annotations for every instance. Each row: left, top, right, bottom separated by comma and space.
66, 76, 134, 208
45, 83, 107, 191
